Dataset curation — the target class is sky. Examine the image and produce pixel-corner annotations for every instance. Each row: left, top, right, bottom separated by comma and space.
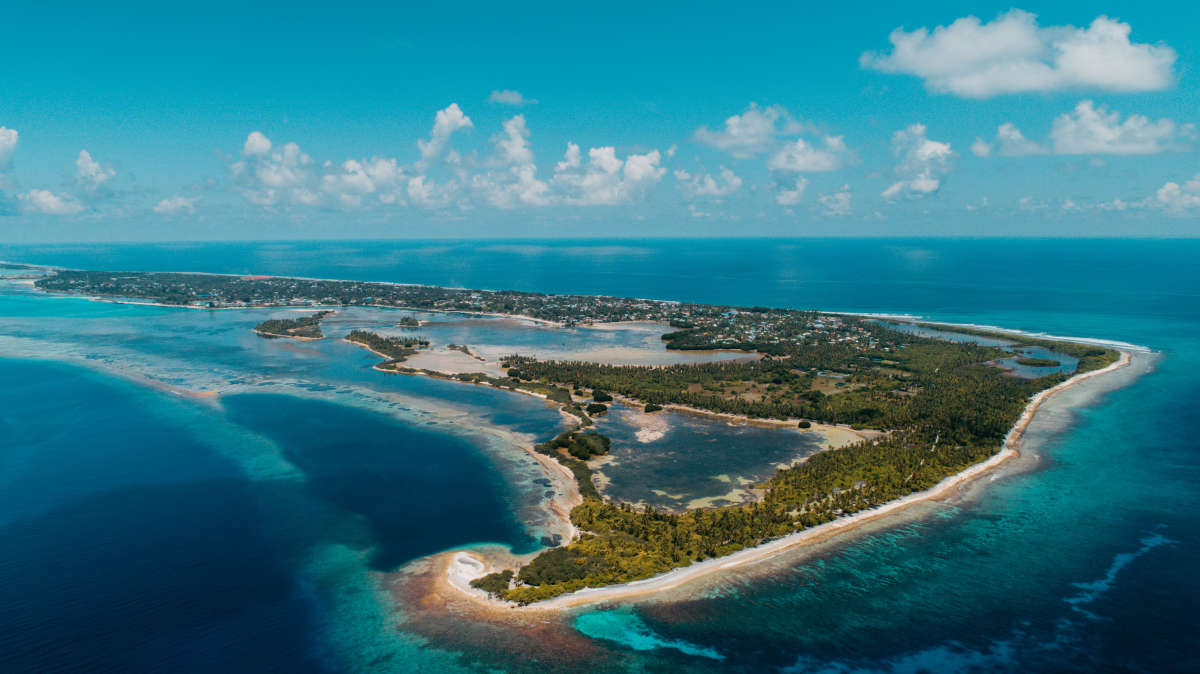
2, 1, 1200, 241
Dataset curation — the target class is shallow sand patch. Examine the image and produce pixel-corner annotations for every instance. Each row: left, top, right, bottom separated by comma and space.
628, 409, 670, 443
402, 346, 506, 378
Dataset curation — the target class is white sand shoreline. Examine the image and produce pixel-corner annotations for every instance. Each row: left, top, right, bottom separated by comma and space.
443, 345, 1134, 611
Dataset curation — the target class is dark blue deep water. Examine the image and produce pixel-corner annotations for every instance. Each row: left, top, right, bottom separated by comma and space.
1, 238, 1198, 672
0, 360, 324, 673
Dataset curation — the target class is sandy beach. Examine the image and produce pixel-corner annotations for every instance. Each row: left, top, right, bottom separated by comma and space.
439, 346, 1133, 612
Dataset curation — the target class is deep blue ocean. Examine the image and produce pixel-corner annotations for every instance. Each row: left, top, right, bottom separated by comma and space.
0, 239, 1197, 672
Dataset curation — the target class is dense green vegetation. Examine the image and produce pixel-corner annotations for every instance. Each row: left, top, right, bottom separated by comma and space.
469, 569, 513, 596
253, 310, 334, 339
344, 330, 429, 362
506, 332, 1022, 431
485, 325, 1120, 604
1015, 357, 1061, 367
543, 430, 611, 460
531, 433, 605, 500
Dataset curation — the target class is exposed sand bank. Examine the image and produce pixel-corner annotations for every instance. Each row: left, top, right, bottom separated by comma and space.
252, 329, 322, 341
401, 347, 507, 378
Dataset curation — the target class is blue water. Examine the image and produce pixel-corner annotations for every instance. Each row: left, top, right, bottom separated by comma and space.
0, 360, 325, 673
1, 239, 1198, 672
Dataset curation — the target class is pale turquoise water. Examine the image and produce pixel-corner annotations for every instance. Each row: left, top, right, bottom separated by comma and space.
1, 239, 1197, 672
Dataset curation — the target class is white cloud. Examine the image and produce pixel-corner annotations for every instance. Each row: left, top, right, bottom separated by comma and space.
473, 115, 550, 208
75, 149, 115, 189
226, 114, 672, 212
406, 175, 459, 208
233, 133, 317, 206
0, 127, 17, 167
153, 195, 198, 214
1050, 100, 1192, 155
775, 177, 808, 206
767, 136, 848, 172
973, 122, 1047, 157
321, 157, 406, 207
553, 145, 666, 205
488, 90, 537, 106
418, 103, 473, 164
996, 122, 1048, 156
243, 131, 272, 156
819, 185, 852, 215
19, 189, 84, 215
694, 103, 802, 158
555, 142, 581, 172
861, 10, 1176, 98
496, 115, 535, 166
1149, 175, 1200, 213
675, 167, 743, 198
882, 124, 954, 200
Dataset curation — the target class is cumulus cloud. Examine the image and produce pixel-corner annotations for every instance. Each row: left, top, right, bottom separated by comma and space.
488, 90, 537, 106
1050, 100, 1193, 155
0, 126, 17, 168
768, 136, 849, 172
232, 132, 316, 206
473, 115, 550, 208
972, 122, 1048, 157
1149, 175, 1200, 213
496, 114, 535, 166
694, 103, 803, 158
861, 10, 1176, 98
243, 131, 272, 156
406, 175, 460, 208
552, 145, 666, 205
774, 177, 808, 206
418, 103, 473, 164
675, 167, 743, 198
153, 195, 198, 214
75, 149, 115, 189
225, 112, 674, 212
882, 124, 954, 200
19, 189, 84, 215
555, 142, 581, 172
819, 185, 852, 215
321, 157, 406, 207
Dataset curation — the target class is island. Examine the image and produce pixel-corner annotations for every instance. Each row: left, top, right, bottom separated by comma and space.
32, 268, 1125, 606
344, 330, 430, 364
1015, 357, 1061, 367
253, 310, 335, 340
